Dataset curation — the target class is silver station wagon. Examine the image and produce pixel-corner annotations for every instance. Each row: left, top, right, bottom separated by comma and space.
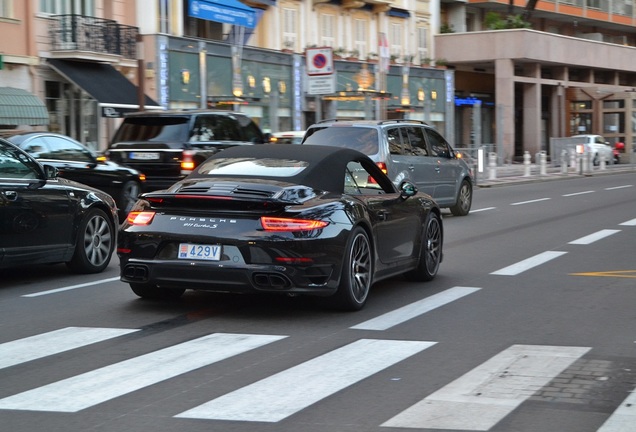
301, 119, 474, 216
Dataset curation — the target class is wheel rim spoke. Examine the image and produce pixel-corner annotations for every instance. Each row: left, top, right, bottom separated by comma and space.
350, 235, 371, 302
83, 216, 112, 267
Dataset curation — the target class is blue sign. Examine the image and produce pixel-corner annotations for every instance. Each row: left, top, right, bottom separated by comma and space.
189, 0, 256, 29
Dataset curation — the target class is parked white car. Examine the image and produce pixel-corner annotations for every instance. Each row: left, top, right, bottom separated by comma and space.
572, 134, 615, 165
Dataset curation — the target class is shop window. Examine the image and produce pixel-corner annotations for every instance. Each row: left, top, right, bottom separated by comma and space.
603, 100, 624, 109
603, 112, 624, 134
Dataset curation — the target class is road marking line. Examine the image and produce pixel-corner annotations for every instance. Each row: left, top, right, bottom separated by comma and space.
351, 287, 481, 331
22, 277, 120, 297
470, 207, 496, 213
0, 327, 139, 370
176, 339, 436, 422
571, 270, 636, 279
510, 197, 551, 206
569, 229, 620, 245
597, 386, 636, 432
619, 218, 636, 226
0, 333, 286, 412
562, 190, 594, 197
605, 185, 633, 190
491, 251, 567, 276
381, 344, 590, 431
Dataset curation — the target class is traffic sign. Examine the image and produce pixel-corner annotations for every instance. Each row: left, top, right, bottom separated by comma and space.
306, 47, 334, 76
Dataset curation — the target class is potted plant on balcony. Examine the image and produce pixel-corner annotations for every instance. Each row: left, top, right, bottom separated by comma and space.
346, 49, 360, 61
366, 52, 378, 63
333, 47, 347, 60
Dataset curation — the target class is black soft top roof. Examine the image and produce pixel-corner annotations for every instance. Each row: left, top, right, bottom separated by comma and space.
188, 144, 396, 194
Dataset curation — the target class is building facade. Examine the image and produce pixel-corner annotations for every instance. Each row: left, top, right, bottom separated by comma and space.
138, 0, 452, 141
0, 1, 155, 150
438, 0, 636, 162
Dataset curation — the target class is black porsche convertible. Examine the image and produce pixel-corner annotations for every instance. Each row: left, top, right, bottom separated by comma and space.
117, 144, 443, 310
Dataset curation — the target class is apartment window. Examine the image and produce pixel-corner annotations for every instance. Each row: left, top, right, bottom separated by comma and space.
353, 19, 367, 59
417, 27, 428, 62
320, 13, 335, 47
0, 0, 12, 18
586, 0, 601, 9
40, 0, 95, 15
389, 22, 403, 58
283, 8, 298, 49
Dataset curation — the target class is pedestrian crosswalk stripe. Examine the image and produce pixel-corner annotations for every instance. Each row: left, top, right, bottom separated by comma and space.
351, 286, 481, 331
0, 327, 139, 370
597, 386, 636, 432
490, 251, 567, 276
0, 333, 286, 412
176, 338, 436, 422
381, 344, 590, 430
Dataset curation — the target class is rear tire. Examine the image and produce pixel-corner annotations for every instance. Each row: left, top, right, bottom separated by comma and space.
130, 283, 185, 300
66, 208, 114, 274
330, 227, 372, 311
405, 212, 442, 282
450, 180, 472, 216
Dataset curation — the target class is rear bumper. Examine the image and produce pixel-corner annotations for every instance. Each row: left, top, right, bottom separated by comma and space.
120, 259, 338, 296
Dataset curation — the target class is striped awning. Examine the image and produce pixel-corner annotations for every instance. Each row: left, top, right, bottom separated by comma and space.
0, 87, 49, 126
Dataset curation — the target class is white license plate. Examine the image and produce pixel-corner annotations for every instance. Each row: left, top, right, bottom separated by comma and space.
129, 152, 160, 160
178, 244, 222, 261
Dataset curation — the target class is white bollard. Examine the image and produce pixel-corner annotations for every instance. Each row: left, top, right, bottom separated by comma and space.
599, 153, 606, 170
539, 151, 547, 176
488, 152, 497, 180
523, 151, 531, 176
560, 149, 568, 175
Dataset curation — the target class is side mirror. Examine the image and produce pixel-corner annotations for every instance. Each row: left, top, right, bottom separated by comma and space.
399, 181, 417, 199
42, 164, 59, 179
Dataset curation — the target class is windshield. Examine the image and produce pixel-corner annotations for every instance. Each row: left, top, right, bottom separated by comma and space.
112, 117, 190, 142
195, 157, 309, 177
302, 126, 379, 155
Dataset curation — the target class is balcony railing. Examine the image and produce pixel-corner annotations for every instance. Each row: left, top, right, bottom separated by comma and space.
49, 14, 139, 60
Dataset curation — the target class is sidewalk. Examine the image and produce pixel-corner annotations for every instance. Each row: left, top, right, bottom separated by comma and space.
474, 163, 636, 188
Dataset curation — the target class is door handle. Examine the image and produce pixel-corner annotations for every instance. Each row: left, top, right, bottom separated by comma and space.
3, 190, 18, 201
376, 209, 389, 221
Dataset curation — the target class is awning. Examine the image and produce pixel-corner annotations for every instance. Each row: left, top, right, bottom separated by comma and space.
0, 87, 50, 126
47, 59, 162, 117
188, 0, 256, 29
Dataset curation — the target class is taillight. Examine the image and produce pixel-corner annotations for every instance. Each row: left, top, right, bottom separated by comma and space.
181, 150, 195, 173
376, 162, 388, 175
275, 257, 314, 264
127, 211, 156, 225
260, 217, 328, 231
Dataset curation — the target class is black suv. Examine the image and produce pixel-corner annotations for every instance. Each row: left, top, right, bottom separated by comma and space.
106, 110, 270, 191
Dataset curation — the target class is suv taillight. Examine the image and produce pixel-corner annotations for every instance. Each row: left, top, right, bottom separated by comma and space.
181, 150, 195, 174
376, 162, 388, 175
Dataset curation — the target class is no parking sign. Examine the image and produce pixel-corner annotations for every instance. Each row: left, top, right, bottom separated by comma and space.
305, 47, 334, 76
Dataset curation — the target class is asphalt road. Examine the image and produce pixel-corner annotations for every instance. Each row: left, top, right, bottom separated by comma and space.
0, 172, 635, 432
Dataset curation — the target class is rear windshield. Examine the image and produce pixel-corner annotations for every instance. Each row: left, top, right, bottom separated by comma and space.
194, 157, 308, 177
302, 126, 379, 155
112, 117, 189, 142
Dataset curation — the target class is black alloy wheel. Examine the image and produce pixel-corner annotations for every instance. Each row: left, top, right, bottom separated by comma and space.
405, 211, 442, 282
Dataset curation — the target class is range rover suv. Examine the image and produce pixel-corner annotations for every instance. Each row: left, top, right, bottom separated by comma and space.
106, 110, 270, 191
302, 119, 473, 216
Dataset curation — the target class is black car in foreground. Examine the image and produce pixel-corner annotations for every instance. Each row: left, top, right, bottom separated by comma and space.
0, 139, 117, 273
118, 144, 443, 310
6, 132, 145, 220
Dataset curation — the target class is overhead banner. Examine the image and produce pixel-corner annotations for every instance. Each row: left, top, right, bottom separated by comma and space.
188, 0, 256, 29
